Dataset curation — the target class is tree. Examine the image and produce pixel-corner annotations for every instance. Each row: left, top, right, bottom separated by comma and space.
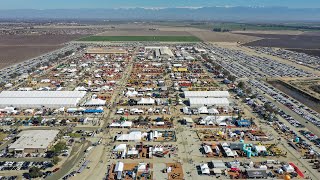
60, 119, 67, 125
238, 81, 245, 89
138, 115, 144, 122
228, 75, 236, 83
120, 116, 126, 122
29, 167, 43, 178
52, 141, 67, 154
52, 156, 61, 165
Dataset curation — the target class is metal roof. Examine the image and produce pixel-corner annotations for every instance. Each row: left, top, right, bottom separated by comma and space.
184, 91, 230, 98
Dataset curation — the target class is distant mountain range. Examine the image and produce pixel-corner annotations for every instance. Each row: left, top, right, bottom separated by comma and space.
0, 7, 320, 21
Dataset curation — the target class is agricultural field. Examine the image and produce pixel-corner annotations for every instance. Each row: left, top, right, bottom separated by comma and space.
0, 34, 87, 69
77, 35, 202, 42
0, 45, 62, 69
97, 30, 192, 36
240, 32, 320, 49
189, 31, 260, 43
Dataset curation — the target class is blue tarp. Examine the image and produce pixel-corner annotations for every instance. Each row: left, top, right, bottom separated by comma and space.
236, 119, 251, 127
84, 109, 103, 113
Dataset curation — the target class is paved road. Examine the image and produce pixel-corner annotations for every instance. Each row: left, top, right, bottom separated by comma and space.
46, 141, 91, 180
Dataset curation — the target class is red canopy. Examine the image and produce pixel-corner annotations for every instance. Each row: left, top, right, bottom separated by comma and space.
289, 162, 304, 178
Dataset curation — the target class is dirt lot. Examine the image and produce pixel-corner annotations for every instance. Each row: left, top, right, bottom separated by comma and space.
287, 48, 320, 57
97, 30, 192, 36
97, 25, 260, 43
0, 34, 85, 45
232, 30, 304, 35
239, 32, 320, 49
189, 31, 260, 43
0, 34, 86, 69
0, 45, 62, 69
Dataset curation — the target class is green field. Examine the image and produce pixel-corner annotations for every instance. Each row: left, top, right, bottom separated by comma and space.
77, 36, 201, 42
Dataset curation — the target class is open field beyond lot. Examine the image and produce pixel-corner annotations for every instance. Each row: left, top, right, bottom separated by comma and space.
97, 30, 192, 36
0, 34, 87, 69
77, 35, 202, 42
239, 32, 320, 49
0, 45, 62, 69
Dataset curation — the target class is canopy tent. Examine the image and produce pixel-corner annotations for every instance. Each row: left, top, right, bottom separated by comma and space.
212, 160, 226, 168
125, 90, 138, 97
84, 98, 106, 106
200, 163, 210, 174
137, 163, 147, 172
203, 145, 213, 154
137, 98, 155, 105
208, 108, 219, 115
109, 121, 133, 128
213, 168, 222, 174
282, 164, 295, 173
116, 131, 142, 141
152, 147, 164, 152
113, 144, 127, 152
198, 106, 209, 114
114, 162, 124, 172
254, 145, 267, 153
127, 149, 139, 155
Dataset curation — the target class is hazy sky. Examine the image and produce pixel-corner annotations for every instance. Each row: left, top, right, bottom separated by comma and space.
1, 0, 320, 9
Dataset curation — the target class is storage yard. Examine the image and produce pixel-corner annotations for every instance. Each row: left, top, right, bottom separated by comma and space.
0, 28, 319, 180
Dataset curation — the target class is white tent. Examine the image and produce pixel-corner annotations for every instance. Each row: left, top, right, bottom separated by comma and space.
282, 164, 295, 173
84, 98, 106, 106
255, 145, 267, 153
127, 148, 139, 155
213, 168, 222, 174
200, 163, 210, 174
203, 145, 213, 154
208, 108, 219, 115
125, 90, 138, 97
212, 160, 226, 168
114, 162, 124, 172
156, 122, 165, 126
198, 106, 209, 114
109, 121, 133, 128
116, 131, 142, 141
183, 107, 191, 115
137, 98, 155, 105
137, 163, 147, 172
113, 144, 127, 152
152, 147, 164, 152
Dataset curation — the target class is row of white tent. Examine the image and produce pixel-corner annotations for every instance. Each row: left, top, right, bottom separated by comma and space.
198, 116, 233, 126
116, 131, 162, 141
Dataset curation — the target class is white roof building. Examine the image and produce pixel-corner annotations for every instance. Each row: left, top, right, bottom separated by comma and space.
184, 91, 230, 98
0, 91, 86, 108
84, 98, 106, 106
116, 131, 142, 141
9, 130, 59, 153
137, 98, 155, 105
109, 121, 133, 128
113, 144, 127, 152
189, 98, 229, 107
200, 163, 210, 174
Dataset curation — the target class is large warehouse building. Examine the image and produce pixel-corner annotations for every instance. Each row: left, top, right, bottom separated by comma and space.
145, 46, 174, 59
184, 91, 230, 98
0, 91, 86, 108
9, 130, 59, 154
86, 48, 128, 55
189, 98, 230, 107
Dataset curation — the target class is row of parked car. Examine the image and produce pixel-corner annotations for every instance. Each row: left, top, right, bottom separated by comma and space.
0, 161, 53, 171
248, 46, 320, 71
299, 130, 320, 147
248, 80, 320, 127
62, 170, 77, 180
0, 176, 17, 180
